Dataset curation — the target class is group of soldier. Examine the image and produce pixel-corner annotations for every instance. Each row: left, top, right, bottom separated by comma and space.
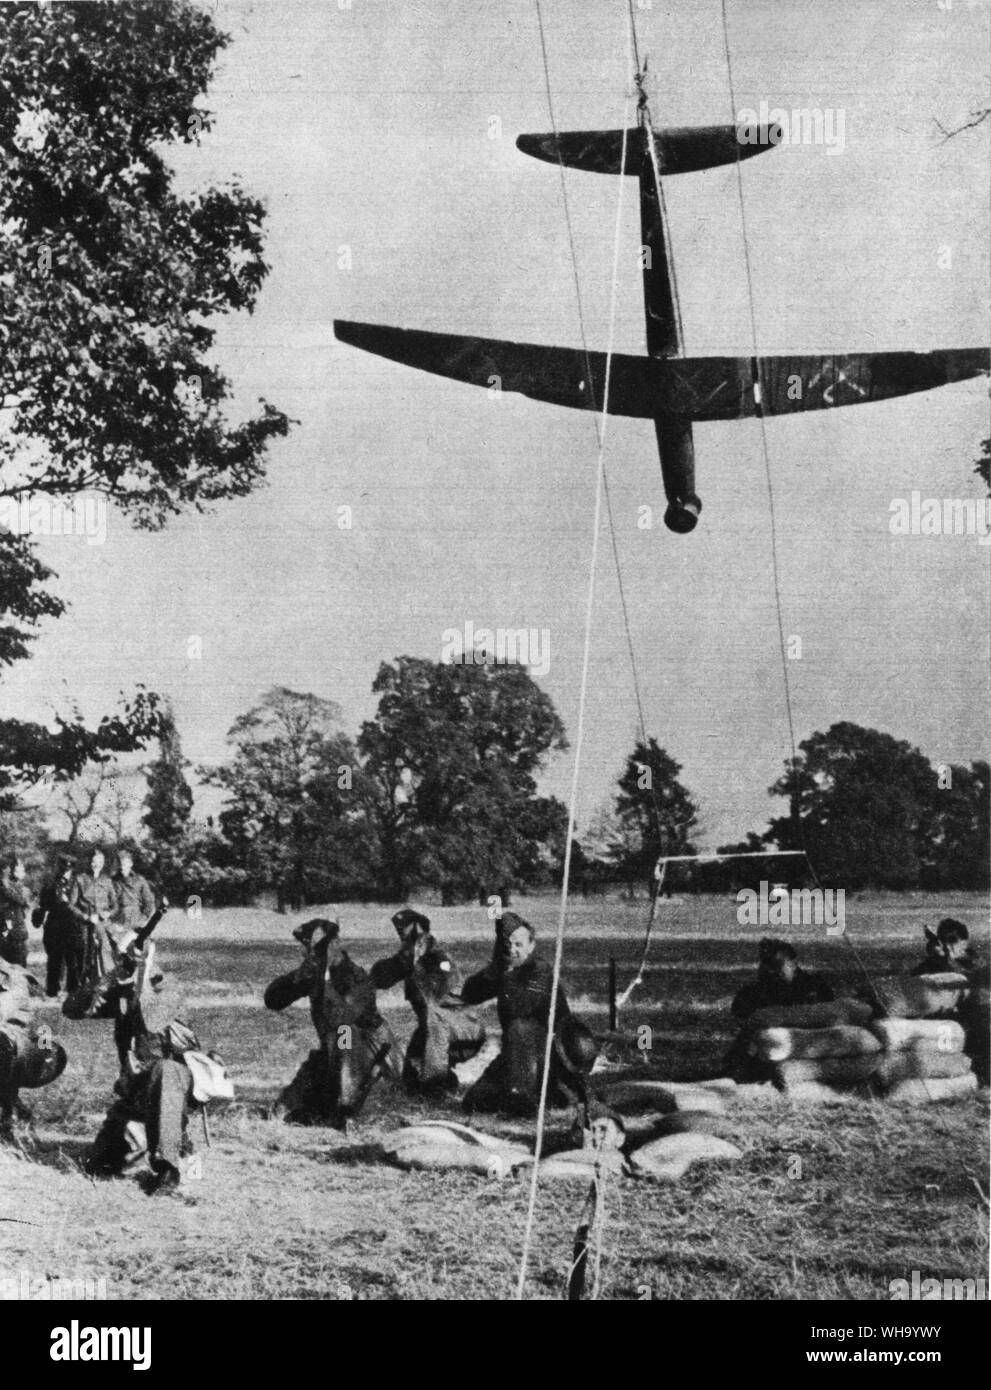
1, 847, 987, 1199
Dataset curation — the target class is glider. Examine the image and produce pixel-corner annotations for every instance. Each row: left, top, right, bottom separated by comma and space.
335, 119, 989, 533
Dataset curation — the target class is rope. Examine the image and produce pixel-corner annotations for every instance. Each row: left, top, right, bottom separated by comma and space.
515, 0, 633, 1301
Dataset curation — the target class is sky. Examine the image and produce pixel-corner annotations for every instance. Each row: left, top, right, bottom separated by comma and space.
2, 0, 989, 847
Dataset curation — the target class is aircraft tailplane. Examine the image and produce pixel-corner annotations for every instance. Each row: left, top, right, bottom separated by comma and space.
516, 124, 781, 176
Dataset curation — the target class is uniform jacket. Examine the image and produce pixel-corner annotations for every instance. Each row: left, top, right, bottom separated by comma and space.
730, 967, 834, 1022
0, 878, 31, 939
38, 874, 84, 945
69, 872, 117, 923
265, 945, 388, 1042
370, 933, 461, 1013
114, 873, 156, 930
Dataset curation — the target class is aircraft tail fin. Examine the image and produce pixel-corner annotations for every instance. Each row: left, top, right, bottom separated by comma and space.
516, 123, 781, 176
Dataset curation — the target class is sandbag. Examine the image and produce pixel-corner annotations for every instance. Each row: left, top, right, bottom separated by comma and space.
381, 1120, 532, 1179
874, 1049, 973, 1089
650, 1110, 732, 1139
782, 1080, 872, 1104
774, 1054, 881, 1087
630, 1131, 742, 1181
884, 1072, 978, 1106
537, 1147, 627, 1182
870, 1018, 965, 1054
750, 1025, 881, 1063
665, 1085, 727, 1116
747, 999, 874, 1032
869, 975, 970, 1020
388, 1144, 530, 1179
596, 1080, 677, 1114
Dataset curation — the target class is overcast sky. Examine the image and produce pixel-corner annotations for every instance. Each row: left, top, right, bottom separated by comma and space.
3, 0, 989, 846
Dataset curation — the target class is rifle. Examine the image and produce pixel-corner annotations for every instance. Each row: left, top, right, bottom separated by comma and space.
63, 901, 170, 1021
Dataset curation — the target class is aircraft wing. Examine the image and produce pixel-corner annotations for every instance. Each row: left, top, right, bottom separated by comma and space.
334, 319, 658, 416
660, 350, 991, 420
335, 321, 989, 421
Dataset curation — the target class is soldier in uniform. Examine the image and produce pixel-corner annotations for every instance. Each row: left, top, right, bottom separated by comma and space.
725, 938, 835, 1080
265, 918, 399, 1126
0, 855, 32, 968
910, 919, 989, 1087
69, 847, 118, 950
462, 911, 598, 1116
0, 957, 67, 1132
113, 849, 157, 932
370, 906, 485, 1092
35, 855, 85, 997
86, 941, 219, 1195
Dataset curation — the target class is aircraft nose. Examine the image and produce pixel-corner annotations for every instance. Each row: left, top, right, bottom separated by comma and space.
664, 497, 702, 534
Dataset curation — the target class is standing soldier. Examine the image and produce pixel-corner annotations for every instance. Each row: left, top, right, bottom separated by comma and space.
113, 849, 157, 933
265, 918, 399, 1126
0, 957, 67, 1133
35, 855, 85, 997
370, 907, 486, 1092
69, 847, 118, 974
0, 855, 32, 968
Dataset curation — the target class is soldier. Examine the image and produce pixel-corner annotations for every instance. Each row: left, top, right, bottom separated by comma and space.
113, 849, 157, 932
265, 918, 399, 1126
86, 940, 223, 1195
462, 911, 598, 1116
909, 918, 976, 976
35, 855, 85, 997
725, 938, 834, 1080
69, 847, 117, 950
0, 957, 67, 1133
370, 906, 485, 1092
0, 854, 32, 968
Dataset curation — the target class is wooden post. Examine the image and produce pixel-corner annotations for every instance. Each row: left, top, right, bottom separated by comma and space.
608, 956, 617, 1032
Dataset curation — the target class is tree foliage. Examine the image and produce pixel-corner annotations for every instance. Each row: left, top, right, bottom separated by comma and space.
359, 658, 568, 904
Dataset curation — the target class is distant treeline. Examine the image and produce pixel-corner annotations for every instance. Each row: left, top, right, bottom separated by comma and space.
2, 668, 987, 908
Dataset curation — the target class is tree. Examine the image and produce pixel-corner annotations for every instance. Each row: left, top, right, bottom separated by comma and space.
975, 438, 990, 495
359, 657, 568, 904
202, 688, 369, 909
141, 703, 194, 895
926, 759, 989, 891
766, 722, 938, 889
613, 738, 699, 892
0, 2, 288, 800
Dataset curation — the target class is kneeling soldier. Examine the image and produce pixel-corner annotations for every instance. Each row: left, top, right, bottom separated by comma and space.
370, 907, 485, 1093
265, 918, 399, 1126
462, 911, 597, 1116
0, 958, 67, 1132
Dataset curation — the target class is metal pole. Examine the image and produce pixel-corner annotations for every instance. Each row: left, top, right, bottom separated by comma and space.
608, 956, 617, 1032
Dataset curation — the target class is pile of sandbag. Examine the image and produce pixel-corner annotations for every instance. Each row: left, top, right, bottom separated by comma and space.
582, 1074, 744, 1183
742, 979, 978, 1104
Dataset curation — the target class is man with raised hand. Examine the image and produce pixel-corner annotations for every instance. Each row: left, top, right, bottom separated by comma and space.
265, 918, 399, 1126
462, 910, 597, 1116
370, 906, 485, 1093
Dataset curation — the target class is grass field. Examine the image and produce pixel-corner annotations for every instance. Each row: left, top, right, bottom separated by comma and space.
1, 892, 988, 1301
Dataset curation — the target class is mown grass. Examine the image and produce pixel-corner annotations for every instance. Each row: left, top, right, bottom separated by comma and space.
1, 893, 987, 1300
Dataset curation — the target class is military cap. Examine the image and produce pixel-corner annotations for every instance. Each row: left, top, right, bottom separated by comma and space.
391, 906, 431, 935
292, 918, 341, 947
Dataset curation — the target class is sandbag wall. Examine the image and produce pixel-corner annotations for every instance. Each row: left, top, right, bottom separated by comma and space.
744, 977, 979, 1103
